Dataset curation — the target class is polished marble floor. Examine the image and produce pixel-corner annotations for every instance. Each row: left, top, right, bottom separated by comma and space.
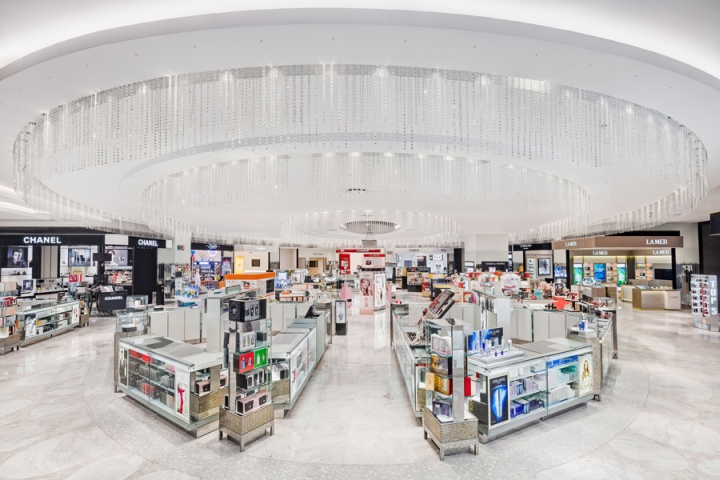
0, 297, 719, 479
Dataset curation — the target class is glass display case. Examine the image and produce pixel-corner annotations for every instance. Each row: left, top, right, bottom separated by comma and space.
17, 299, 80, 345
392, 313, 429, 418
219, 298, 274, 450
467, 337, 594, 442
118, 334, 224, 437
271, 325, 318, 416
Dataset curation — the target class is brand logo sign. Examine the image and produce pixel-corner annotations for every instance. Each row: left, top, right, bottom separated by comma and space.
23, 236, 61, 244
646, 239, 668, 245
592, 250, 608, 256
565, 241, 577, 247
105, 296, 123, 301
137, 239, 158, 247
652, 249, 671, 255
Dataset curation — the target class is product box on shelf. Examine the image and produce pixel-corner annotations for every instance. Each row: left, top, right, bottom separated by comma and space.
236, 351, 255, 373
254, 346, 268, 368
228, 298, 267, 323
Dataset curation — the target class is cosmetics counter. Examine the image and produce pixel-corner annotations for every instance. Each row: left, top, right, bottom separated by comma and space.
631, 285, 681, 310
118, 334, 225, 437
392, 313, 430, 418
468, 338, 595, 443
114, 296, 151, 389
0, 287, 19, 354
17, 299, 81, 346
271, 318, 326, 417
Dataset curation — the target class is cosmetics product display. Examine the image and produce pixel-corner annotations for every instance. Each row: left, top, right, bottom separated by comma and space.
691, 274, 718, 331
468, 338, 593, 442
220, 297, 275, 451
16, 299, 81, 346
0, 286, 20, 354
117, 334, 224, 437
423, 317, 479, 460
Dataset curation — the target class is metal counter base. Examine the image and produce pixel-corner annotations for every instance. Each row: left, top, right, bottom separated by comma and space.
119, 386, 219, 438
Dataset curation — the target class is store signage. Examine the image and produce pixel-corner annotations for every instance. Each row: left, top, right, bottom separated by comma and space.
565, 241, 577, 247
104, 296, 124, 301
710, 278, 718, 316
646, 239, 668, 245
177, 245, 185, 250
137, 239, 158, 247
129, 236, 166, 249
592, 250, 608, 256
652, 249, 671, 255
23, 236, 61, 244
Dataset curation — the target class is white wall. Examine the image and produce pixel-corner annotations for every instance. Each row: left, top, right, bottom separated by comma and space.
173, 234, 191, 264
279, 247, 297, 270
463, 234, 509, 265
233, 249, 270, 273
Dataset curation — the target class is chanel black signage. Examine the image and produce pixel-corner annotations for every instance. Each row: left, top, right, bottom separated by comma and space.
129, 236, 167, 249
0, 234, 105, 246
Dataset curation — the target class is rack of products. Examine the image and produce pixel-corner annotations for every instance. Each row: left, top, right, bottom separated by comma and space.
691, 274, 718, 331
160, 263, 192, 299
118, 334, 225, 437
468, 337, 593, 442
423, 318, 479, 460
17, 299, 80, 346
0, 286, 20, 354
219, 298, 274, 451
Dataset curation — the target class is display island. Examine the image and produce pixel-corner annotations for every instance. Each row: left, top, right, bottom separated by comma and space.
17, 299, 80, 346
118, 334, 225, 437
468, 337, 594, 442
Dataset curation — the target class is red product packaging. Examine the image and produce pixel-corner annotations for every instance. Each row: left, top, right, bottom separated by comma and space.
237, 351, 255, 373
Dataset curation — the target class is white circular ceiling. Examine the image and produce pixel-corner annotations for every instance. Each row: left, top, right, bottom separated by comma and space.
1, 3, 719, 242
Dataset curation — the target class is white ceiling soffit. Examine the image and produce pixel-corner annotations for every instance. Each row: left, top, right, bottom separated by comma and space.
1, 4, 719, 235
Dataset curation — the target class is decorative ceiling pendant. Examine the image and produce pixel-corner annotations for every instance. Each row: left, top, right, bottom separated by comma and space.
13, 64, 707, 244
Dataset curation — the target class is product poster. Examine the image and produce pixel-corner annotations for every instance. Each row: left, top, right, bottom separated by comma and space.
538, 258, 551, 276
24, 314, 36, 338
118, 347, 128, 388
339, 253, 351, 275
335, 300, 347, 324
573, 264, 583, 284
373, 273, 386, 308
174, 367, 190, 422
466, 331, 481, 353
579, 354, 594, 395
593, 263, 607, 282
617, 264, 627, 285
359, 272, 374, 298
363, 254, 384, 267
72, 305, 80, 324
482, 328, 504, 347
526, 258, 536, 278
490, 375, 509, 425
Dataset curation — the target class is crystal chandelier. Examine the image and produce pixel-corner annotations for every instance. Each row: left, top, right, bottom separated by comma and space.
13, 64, 707, 244
142, 156, 289, 245
279, 211, 460, 248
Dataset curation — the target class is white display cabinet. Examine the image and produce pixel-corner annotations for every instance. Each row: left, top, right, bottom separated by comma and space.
118, 334, 225, 437
17, 300, 80, 345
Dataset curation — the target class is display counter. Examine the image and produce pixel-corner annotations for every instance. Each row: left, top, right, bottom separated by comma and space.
271, 320, 325, 416
467, 338, 594, 442
632, 286, 681, 310
118, 334, 224, 437
114, 299, 150, 389
392, 314, 429, 419
17, 299, 80, 346
0, 293, 19, 355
